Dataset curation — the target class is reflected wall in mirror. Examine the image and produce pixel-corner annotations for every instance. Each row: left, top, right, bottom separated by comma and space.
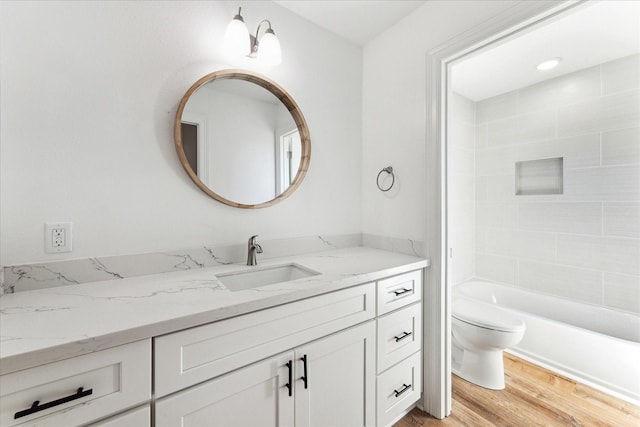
174, 70, 310, 208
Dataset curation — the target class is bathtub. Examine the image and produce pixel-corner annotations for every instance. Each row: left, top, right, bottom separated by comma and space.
453, 280, 640, 405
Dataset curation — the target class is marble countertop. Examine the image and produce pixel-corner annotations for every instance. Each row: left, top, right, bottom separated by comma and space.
0, 247, 428, 375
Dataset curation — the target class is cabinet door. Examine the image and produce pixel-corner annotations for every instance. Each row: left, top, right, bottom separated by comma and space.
155, 352, 294, 427
294, 321, 376, 427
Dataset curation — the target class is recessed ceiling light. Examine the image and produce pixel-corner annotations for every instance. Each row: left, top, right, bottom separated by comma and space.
536, 57, 562, 71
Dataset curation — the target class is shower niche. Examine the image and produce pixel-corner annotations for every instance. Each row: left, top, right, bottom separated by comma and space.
515, 157, 563, 196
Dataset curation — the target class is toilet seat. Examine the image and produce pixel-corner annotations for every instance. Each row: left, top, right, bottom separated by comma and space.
453, 299, 525, 333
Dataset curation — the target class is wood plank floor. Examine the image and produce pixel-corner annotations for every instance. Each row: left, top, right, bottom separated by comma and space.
395, 353, 640, 427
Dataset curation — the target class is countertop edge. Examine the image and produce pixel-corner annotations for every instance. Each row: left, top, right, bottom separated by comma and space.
1, 251, 429, 375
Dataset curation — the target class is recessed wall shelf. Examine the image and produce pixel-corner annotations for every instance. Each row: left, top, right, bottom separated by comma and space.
515, 157, 563, 196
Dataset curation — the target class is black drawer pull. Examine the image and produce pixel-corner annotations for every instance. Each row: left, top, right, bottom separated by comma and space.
14, 387, 93, 419
300, 354, 309, 389
393, 383, 411, 398
285, 360, 293, 397
394, 331, 413, 342
392, 288, 412, 296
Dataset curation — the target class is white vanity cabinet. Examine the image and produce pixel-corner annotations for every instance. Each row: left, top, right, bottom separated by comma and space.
0, 339, 151, 427
375, 270, 423, 427
156, 321, 376, 427
154, 283, 376, 426
0, 258, 426, 427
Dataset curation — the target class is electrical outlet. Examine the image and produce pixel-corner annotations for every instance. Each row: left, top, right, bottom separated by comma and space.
45, 222, 73, 253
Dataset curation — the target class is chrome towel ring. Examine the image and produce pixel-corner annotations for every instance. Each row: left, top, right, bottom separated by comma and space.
376, 166, 395, 192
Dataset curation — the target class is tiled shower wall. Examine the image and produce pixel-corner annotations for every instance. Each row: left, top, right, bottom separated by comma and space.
449, 93, 477, 285
472, 54, 639, 314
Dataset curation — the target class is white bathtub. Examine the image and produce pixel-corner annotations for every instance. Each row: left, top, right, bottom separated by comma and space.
454, 280, 640, 405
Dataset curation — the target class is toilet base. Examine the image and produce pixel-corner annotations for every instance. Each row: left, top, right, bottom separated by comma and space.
452, 346, 506, 390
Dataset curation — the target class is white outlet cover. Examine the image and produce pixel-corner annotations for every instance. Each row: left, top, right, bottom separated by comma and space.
45, 222, 73, 253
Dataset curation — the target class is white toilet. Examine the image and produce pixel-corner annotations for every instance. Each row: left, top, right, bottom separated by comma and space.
452, 298, 526, 390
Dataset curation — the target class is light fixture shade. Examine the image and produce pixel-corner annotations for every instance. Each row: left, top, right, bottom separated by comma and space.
224, 16, 250, 58
257, 29, 282, 66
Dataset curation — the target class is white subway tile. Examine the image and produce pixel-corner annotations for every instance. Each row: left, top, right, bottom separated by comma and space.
448, 145, 475, 177
519, 202, 602, 235
475, 226, 486, 253
451, 92, 476, 124
557, 234, 640, 275
475, 133, 600, 177
485, 174, 516, 201
476, 92, 518, 124
475, 176, 487, 202
518, 65, 601, 114
448, 172, 475, 202
603, 273, 640, 314
476, 202, 518, 228
558, 90, 640, 137
485, 228, 556, 263
564, 165, 640, 201
449, 201, 475, 233
603, 202, 640, 238
475, 253, 519, 285
602, 54, 640, 96
449, 119, 475, 149
519, 261, 603, 305
475, 124, 488, 149
602, 127, 640, 166
452, 249, 476, 286
487, 109, 556, 147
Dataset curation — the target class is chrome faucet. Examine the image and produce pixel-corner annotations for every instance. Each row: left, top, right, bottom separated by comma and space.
247, 235, 263, 266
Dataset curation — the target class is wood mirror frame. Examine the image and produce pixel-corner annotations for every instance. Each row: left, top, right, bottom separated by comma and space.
174, 69, 311, 209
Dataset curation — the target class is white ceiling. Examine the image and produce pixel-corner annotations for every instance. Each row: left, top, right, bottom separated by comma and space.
274, 0, 427, 45
452, 1, 640, 101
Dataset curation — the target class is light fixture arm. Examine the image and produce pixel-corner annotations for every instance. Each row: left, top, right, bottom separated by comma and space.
233, 7, 245, 23
249, 19, 275, 57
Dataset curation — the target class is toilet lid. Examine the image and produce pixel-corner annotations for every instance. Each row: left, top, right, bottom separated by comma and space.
453, 299, 525, 332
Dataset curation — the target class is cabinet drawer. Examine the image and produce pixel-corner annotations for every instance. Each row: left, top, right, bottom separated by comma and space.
377, 270, 422, 315
376, 351, 421, 427
377, 302, 422, 373
89, 405, 150, 427
0, 339, 151, 427
155, 283, 375, 397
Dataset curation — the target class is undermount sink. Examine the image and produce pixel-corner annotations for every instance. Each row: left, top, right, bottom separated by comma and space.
217, 263, 321, 292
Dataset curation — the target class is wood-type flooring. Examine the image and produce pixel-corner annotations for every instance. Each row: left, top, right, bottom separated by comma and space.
394, 353, 640, 427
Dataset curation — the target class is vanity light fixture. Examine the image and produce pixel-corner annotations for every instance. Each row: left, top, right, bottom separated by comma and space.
223, 7, 282, 66
536, 57, 562, 71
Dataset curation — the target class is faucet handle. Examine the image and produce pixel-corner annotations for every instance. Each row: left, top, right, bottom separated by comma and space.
255, 243, 263, 253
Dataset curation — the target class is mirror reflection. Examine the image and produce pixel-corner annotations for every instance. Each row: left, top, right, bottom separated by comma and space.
174, 70, 310, 208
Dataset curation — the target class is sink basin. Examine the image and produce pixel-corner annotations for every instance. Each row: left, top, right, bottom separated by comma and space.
217, 264, 320, 292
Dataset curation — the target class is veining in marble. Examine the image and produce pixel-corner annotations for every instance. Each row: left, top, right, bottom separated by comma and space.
1, 234, 363, 294
0, 246, 428, 375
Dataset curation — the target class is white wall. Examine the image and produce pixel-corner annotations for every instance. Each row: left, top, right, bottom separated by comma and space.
0, 1, 362, 266
361, 0, 521, 249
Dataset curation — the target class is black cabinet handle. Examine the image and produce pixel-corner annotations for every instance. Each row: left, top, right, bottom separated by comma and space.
14, 387, 93, 419
392, 288, 412, 296
394, 331, 413, 342
393, 383, 411, 398
300, 354, 309, 389
285, 360, 293, 397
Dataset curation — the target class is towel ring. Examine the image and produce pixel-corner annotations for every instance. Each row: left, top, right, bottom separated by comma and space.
376, 166, 395, 192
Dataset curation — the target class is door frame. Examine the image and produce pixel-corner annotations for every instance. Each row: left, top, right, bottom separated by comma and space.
422, 0, 587, 418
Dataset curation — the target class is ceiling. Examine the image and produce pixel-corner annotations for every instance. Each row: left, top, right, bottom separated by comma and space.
273, 1, 640, 102
274, 0, 427, 45
452, 1, 640, 101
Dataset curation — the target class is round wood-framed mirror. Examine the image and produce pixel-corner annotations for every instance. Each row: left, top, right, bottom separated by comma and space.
174, 69, 311, 208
